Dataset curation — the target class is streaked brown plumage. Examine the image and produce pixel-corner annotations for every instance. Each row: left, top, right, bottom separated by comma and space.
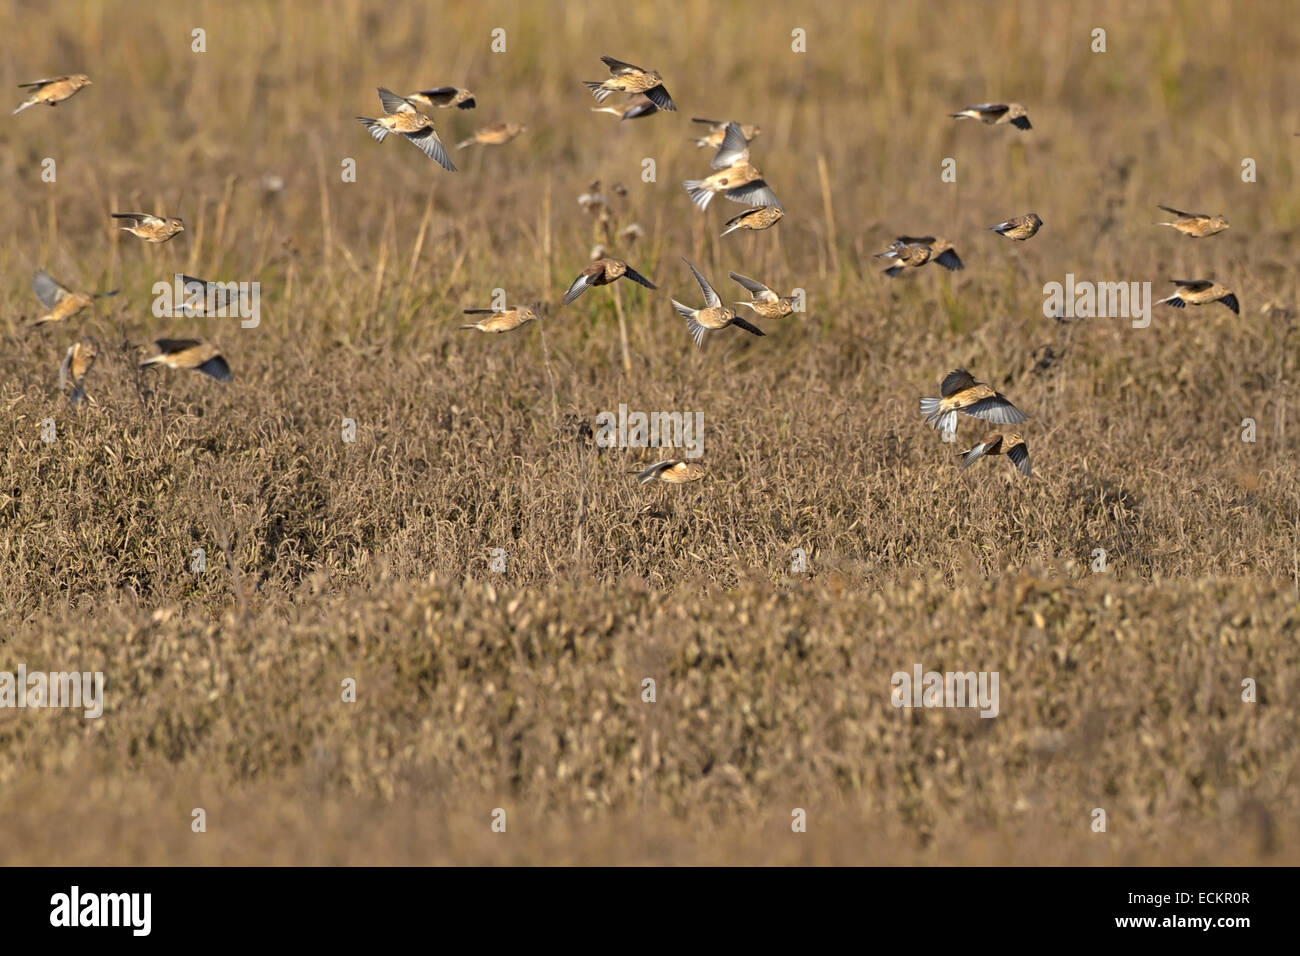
989, 213, 1042, 240
30, 269, 116, 326
1155, 279, 1239, 314
563, 257, 656, 304
456, 122, 527, 149
59, 336, 99, 405
584, 56, 676, 112
112, 212, 185, 243
959, 432, 1032, 476
13, 74, 91, 114
671, 258, 765, 348
719, 205, 784, 237
139, 339, 232, 382
630, 460, 705, 484
1155, 204, 1229, 238
920, 369, 1028, 435
729, 272, 795, 318
950, 102, 1031, 130
691, 117, 761, 149
459, 305, 538, 333
407, 87, 476, 110
875, 235, 963, 276
357, 88, 456, 171
590, 94, 659, 121
683, 122, 781, 210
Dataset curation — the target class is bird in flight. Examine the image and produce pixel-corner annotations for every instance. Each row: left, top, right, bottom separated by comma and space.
958, 432, 1032, 476
920, 369, 1028, 435
112, 212, 185, 243
139, 339, 233, 382
13, 74, 91, 114
460, 305, 539, 333
1155, 279, 1239, 314
406, 86, 476, 110
630, 460, 705, 484
29, 269, 116, 326
59, 336, 100, 405
671, 258, 765, 348
690, 117, 761, 150
876, 236, 963, 276
456, 122, 527, 149
357, 87, 456, 171
720, 205, 784, 237
584, 56, 676, 111
563, 256, 657, 304
683, 122, 781, 210
1154, 204, 1229, 238
950, 102, 1032, 130
729, 272, 796, 318
989, 213, 1042, 241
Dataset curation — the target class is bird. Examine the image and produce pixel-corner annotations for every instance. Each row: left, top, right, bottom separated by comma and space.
630, 460, 705, 484
357, 87, 456, 171
584, 56, 676, 111
563, 257, 656, 304
671, 258, 765, 348
139, 339, 232, 381
729, 272, 795, 318
59, 336, 99, 405
590, 94, 659, 121
690, 117, 761, 149
406, 86, 476, 110
175, 275, 247, 316
1155, 279, 1239, 314
989, 213, 1042, 240
683, 122, 781, 210
720, 205, 784, 237
111, 212, 185, 243
29, 269, 116, 326
12, 74, 91, 114
958, 432, 1032, 476
1155, 204, 1230, 238
950, 102, 1032, 130
456, 122, 527, 149
459, 305, 538, 333
875, 236, 963, 276
920, 369, 1028, 435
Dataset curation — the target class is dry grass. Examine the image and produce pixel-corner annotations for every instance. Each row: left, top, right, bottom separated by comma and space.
1, 0, 1298, 864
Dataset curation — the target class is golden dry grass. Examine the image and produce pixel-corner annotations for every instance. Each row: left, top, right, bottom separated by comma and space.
1, 0, 1298, 864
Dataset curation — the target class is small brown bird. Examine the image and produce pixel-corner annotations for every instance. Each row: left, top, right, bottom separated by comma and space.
720, 205, 784, 237
111, 212, 185, 243
30, 269, 116, 326
59, 336, 99, 405
729, 272, 795, 318
1155, 204, 1229, 238
590, 94, 659, 121
12, 74, 91, 114
456, 122, 527, 149
959, 432, 1032, 476
584, 56, 676, 111
950, 102, 1032, 130
630, 460, 705, 484
357, 88, 456, 171
407, 86, 476, 110
139, 339, 232, 382
459, 305, 538, 333
875, 236, 963, 276
1156, 279, 1239, 314
920, 369, 1028, 435
690, 117, 761, 149
989, 213, 1042, 240
671, 258, 764, 348
563, 257, 656, 304
683, 122, 781, 210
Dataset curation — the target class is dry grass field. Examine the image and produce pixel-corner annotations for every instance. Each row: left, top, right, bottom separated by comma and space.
1, 0, 1298, 864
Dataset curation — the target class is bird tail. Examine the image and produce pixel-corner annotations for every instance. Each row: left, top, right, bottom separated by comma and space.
456, 137, 475, 150
949, 112, 971, 120
682, 180, 713, 210
12, 97, 36, 115
670, 299, 695, 320
959, 443, 989, 469
1155, 295, 1184, 308
882, 265, 903, 278
69, 384, 85, 405
458, 324, 481, 330
357, 118, 389, 142
920, 398, 956, 434
583, 82, 613, 103
719, 219, 745, 238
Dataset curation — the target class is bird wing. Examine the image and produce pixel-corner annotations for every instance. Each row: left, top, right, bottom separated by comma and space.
682, 259, 719, 307
33, 270, 70, 309
728, 271, 776, 302
710, 122, 751, 169
941, 369, 977, 397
